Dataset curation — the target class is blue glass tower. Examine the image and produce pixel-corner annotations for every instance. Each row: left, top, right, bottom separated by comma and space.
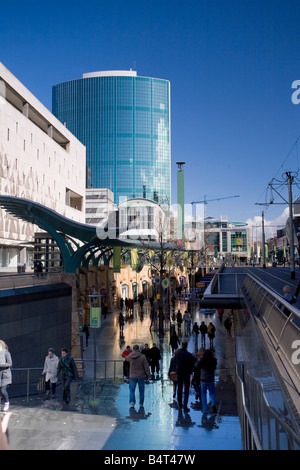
52, 70, 171, 207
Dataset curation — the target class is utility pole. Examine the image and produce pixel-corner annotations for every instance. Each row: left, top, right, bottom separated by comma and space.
262, 210, 266, 268
287, 172, 296, 279
256, 171, 298, 279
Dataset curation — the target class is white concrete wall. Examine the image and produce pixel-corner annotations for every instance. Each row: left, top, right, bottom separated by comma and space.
0, 62, 86, 265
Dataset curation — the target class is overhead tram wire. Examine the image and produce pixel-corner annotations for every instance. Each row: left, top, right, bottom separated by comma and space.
256, 133, 300, 210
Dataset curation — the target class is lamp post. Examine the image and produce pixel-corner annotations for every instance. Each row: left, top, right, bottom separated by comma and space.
286, 172, 296, 279
88, 290, 100, 399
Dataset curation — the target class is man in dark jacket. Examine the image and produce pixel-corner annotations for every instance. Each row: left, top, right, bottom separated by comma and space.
126, 345, 151, 408
56, 348, 78, 404
149, 343, 161, 376
175, 341, 194, 413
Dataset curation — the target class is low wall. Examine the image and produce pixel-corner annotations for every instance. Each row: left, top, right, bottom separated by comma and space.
0, 283, 72, 382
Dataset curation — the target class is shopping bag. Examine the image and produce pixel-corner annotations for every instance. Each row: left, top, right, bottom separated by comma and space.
37, 376, 45, 391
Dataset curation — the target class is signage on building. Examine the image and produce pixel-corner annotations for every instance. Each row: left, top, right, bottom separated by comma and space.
90, 307, 101, 328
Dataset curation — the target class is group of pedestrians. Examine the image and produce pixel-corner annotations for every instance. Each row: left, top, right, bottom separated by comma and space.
0, 342, 78, 412
42, 347, 78, 405
168, 342, 217, 415
122, 343, 162, 380
192, 320, 216, 348
121, 344, 154, 409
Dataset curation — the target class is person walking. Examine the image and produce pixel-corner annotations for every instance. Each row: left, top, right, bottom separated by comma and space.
224, 316, 232, 338
141, 343, 151, 365
122, 345, 132, 379
125, 344, 151, 408
192, 347, 205, 403
279, 285, 297, 316
183, 310, 190, 333
169, 330, 180, 355
200, 321, 207, 347
176, 310, 183, 331
199, 349, 217, 414
207, 321, 216, 348
217, 308, 224, 323
175, 341, 194, 413
82, 323, 90, 349
149, 343, 161, 376
119, 311, 125, 336
56, 348, 78, 405
42, 348, 59, 399
0, 341, 12, 412
138, 293, 144, 311
171, 294, 176, 310
102, 301, 108, 319
192, 322, 199, 346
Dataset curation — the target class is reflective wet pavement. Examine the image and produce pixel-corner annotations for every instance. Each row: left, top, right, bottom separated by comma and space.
6, 301, 243, 450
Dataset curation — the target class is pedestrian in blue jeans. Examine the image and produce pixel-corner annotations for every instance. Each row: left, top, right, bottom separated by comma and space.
199, 349, 217, 414
125, 345, 151, 408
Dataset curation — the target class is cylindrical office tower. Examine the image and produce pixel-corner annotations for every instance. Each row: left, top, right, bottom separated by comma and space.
52, 70, 171, 207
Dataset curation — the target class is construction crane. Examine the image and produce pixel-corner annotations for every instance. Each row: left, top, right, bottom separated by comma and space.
191, 195, 240, 226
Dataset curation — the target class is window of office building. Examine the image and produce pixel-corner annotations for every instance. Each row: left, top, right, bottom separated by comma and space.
231, 231, 247, 252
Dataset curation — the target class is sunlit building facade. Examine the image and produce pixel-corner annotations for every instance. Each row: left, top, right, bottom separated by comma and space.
0, 62, 86, 269
52, 70, 171, 208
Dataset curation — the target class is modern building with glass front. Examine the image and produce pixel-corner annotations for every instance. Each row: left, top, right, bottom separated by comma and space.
52, 70, 171, 208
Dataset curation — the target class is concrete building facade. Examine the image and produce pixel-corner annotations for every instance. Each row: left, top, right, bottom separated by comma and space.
0, 62, 86, 269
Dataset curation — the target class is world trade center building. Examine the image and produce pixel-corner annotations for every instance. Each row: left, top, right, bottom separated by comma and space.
52, 70, 171, 208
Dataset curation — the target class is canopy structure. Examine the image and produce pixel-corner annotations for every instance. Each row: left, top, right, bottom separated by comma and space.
0, 196, 182, 273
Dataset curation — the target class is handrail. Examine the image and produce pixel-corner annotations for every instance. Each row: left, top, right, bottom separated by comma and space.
0, 272, 64, 290
11, 367, 43, 403
243, 274, 300, 383
205, 272, 247, 296
235, 368, 262, 450
235, 362, 300, 449
11, 363, 233, 402
244, 274, 300, 320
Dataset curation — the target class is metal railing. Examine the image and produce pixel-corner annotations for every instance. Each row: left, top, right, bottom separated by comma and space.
243, 274, 300, 382
235, 363, 300, 450
10, 360, 125, 403
79, 359, 124, 380
11, 362, 235, 402
0, 272, 64, 290
204, 272, 247, 296
11, 367, 43, 403
235, 368, 262, 450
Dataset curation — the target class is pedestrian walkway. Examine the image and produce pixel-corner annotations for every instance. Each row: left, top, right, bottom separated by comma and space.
5, 301, 243, 450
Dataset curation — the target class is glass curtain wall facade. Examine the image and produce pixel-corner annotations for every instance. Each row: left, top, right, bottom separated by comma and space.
52, 71, 171, 208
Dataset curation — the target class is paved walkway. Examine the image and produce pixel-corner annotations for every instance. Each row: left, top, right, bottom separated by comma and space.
4, 301, 243, 451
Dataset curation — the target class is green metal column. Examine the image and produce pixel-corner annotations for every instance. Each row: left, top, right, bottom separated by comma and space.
177, 162, 185, 243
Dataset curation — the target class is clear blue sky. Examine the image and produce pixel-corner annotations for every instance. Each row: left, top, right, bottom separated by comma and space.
2, 0, 300, 231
